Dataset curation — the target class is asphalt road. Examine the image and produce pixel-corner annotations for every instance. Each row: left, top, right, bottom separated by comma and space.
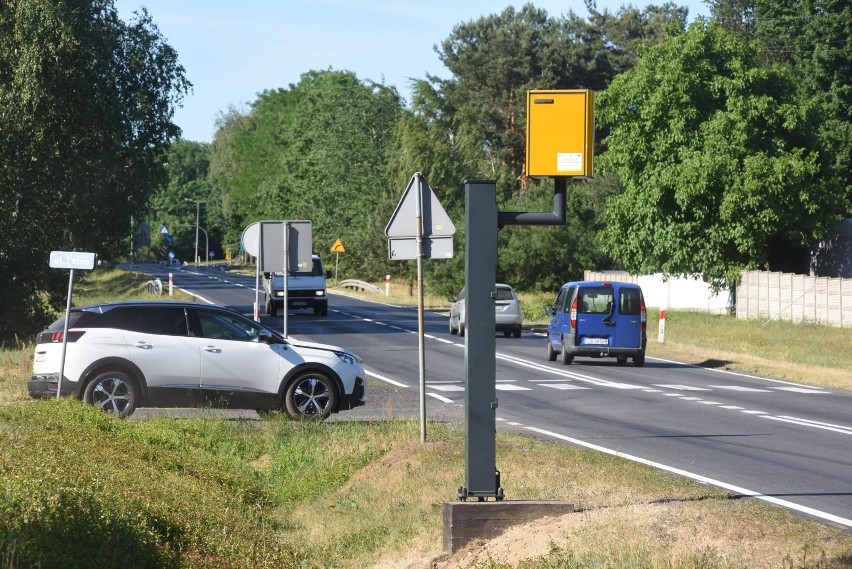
127, 263, 852, 531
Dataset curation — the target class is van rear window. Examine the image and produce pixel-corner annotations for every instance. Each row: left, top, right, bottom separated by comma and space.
620, 288, 642, 315
578, 287, 614, 314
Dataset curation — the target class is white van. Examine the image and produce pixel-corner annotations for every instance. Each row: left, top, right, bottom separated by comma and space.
263, 255, 329, 316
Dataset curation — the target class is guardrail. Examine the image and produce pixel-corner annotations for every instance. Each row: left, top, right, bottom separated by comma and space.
337, 279, 381, 294
146, 278, 162, 296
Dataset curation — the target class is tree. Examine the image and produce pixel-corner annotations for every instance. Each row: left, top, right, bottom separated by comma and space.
710, 0, 851, 215
210, 70, 403, 280
0, 0, 189, 339
597, 22, 846, 287
148, 140, 221, 263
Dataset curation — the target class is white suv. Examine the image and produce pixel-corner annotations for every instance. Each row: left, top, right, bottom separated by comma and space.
28, 301, 366, 419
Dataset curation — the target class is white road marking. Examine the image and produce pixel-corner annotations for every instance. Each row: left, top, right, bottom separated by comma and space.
366, 370, 408, 388
428, 385, 465, 392
654, 384, 711, 391
496, 384, 532, 391
539, 383, 591, 390
427, 392, 454, 403
524, 426, 852, 530
763, 416, 852, 436
771, 387, 829, 394
710, 385, 771, 392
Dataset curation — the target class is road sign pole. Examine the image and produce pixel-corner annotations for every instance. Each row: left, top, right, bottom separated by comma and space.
57, 269, 76, 400
283, 222, 289, 338
459, 180, 501, 500
416, 175, 427, 444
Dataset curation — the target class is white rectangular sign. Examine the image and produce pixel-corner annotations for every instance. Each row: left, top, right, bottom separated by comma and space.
49, 251, 97, 270
387, 237, 454, 260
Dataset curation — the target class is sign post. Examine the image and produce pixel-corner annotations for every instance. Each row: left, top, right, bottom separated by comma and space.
456, 89, 594, 502
386, 173, 455, 443
49, 251, 97, 399
330, 238, 345, 281
241, 220, 312, 335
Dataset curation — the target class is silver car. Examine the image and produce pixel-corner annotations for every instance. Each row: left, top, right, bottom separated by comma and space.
28, 300, 366, 419
448, 283, 523, 338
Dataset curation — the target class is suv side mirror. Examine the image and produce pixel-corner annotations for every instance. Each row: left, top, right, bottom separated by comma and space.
258, 329, 277, 344
545, 305, 554, 316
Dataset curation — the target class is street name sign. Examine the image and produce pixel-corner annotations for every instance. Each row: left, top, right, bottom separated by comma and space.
49, 251, 97, 270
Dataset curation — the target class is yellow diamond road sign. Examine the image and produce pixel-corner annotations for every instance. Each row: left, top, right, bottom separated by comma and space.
331, 238, 345, 253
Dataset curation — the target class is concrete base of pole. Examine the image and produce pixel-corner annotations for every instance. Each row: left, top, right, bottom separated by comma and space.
442, 500, 574, 554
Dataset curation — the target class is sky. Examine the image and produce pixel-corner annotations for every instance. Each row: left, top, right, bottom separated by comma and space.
114, 0, 710, 143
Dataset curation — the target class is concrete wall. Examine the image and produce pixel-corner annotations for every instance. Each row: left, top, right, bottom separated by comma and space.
583, 271, 732, 313
737, 270, 852, 328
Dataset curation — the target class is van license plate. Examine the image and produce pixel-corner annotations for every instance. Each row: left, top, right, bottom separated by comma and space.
583, 338, 608, 345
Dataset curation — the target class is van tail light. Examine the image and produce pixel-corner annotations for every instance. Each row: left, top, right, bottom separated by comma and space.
640, 299, 647, 332
570, 297, 578, 330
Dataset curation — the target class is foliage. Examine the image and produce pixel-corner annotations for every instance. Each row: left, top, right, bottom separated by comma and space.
208, 69, 403, 280
146, 140, 220, 263
0, 0, 189, 339
597, 21, 845, 287
753, 0, 852, 216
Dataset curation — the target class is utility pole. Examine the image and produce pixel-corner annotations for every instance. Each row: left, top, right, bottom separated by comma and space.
184, 198, 205, 264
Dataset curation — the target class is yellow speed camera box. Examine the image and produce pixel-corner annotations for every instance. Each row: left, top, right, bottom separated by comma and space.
525, 89, 594, 178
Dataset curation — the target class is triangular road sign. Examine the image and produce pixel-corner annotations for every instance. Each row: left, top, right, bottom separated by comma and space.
331, 238, 345, 253
385, 173, 456, 238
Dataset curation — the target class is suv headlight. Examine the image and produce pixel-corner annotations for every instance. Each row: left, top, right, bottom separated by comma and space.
333, 350, 362, 365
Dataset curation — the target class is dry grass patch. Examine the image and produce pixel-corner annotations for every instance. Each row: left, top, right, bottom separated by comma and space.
440, 499, 852, 568
647, 341, 852, 391
0, 344, 31, 404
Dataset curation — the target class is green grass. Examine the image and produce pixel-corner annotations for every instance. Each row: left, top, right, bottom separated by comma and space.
2, 401, 850, 568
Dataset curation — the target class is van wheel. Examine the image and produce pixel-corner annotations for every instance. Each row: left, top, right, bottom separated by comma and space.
459, 324, 465, 337
560, 339, 573, 365
269, 300, 278, 317
449, 319, 457, 335
546, 341, 557, 361
633, 353, 645, 367
83, 371, 139, 418
616, 356, 628, 366
513, 328, 522, 339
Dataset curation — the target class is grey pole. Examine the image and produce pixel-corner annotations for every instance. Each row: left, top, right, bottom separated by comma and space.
459, 179, 502, 500
57, 269, 75, 400
184, 198, 205, 264
416, 174, 427, 443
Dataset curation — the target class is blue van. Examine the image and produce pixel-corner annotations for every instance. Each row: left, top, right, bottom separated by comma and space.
546, 281, 647, 366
